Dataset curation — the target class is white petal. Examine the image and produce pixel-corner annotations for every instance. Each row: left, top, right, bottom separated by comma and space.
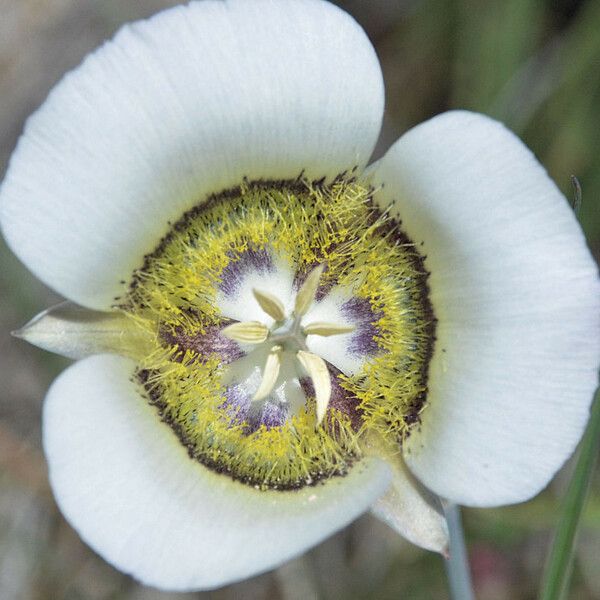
43, 354, 391, 591
370, 450, 448, 554
305, 288, 378, 376
217, 254, 295, 324
369, 111, 600, 506
0, 0, 383, 310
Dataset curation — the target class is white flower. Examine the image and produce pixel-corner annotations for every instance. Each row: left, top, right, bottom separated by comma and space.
1, 0, 599, 592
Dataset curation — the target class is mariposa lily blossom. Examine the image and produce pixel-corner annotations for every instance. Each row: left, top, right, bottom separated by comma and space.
1, 0, 599, 592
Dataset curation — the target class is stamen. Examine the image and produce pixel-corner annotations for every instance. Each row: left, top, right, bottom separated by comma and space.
252, 288, 286, 321
296, 350, 332, 426
253, 345, 283, 401
303, 322, 355, 337
294, 264, 325, 317
221, 321, 269, 343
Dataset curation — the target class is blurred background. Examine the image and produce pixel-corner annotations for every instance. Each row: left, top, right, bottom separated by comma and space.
0, 0, 599, 598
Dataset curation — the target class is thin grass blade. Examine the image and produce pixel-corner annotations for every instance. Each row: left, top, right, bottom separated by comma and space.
539, 389, 600, 600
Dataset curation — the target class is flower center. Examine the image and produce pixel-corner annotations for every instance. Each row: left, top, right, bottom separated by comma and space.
121, 177, 435, 489
221, 263, 356, 425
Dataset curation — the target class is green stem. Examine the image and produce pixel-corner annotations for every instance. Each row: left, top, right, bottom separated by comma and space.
444, 502, 476, 600
539, 389, 600, 600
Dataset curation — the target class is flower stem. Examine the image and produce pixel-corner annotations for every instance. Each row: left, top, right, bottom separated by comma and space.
539, 388, 600, 600
444, 502, 475, 600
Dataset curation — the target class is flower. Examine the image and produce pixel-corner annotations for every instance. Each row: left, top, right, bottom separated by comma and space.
1, 0, 599, 592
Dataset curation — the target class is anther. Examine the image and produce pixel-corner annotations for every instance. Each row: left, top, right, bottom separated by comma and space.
294, 264, 325, 317
253, 288, 286, 321
221, 321, 269, 343
253, 345, 283, 401
303, 322, 355, 337
296, 350, 331, 426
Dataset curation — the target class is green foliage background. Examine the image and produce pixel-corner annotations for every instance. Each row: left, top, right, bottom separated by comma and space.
0, 1, 598, 599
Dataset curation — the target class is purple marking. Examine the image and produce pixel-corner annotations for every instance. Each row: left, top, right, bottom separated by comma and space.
251, 401, 288, 430
219, 383, 249, 421
300, 364, 363, 430
219, 247, 274, 296
220, 383, 288, 433
161, 323, 244, 364
341, 297, 382, 357
348, 322, 381, 356
341, 296, 375, 321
